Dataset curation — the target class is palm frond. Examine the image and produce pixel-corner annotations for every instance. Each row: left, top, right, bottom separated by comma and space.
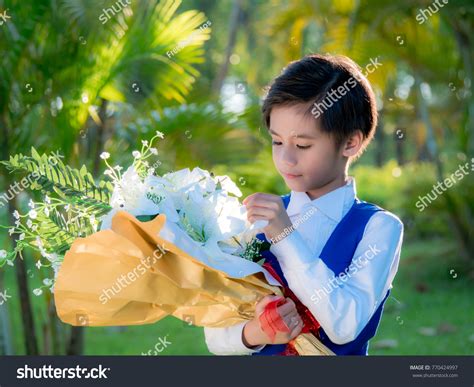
1, 147, 113, 211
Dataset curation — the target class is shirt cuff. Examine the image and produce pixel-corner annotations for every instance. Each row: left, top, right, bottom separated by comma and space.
270, 228, 315, 270
231, 321, 266, 354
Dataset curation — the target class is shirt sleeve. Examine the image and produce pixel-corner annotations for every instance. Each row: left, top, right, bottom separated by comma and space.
270, 211, 403, 345
203, 322, 266, 355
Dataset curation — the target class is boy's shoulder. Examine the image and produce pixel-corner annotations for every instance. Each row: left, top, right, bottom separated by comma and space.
361, 201, 404, 234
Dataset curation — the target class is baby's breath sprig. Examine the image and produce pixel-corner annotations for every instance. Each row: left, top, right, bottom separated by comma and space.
132, 131, 164, 178
100, 152, 122, 184
239, 238, 271, 262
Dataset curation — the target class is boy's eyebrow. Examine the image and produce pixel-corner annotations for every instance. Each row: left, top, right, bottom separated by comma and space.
269, 128, 316, 139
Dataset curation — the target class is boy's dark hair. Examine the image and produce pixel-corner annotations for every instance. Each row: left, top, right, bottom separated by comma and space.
262, 54, 378, 159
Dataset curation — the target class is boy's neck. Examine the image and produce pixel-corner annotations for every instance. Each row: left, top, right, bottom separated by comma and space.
305, 174, 349, 201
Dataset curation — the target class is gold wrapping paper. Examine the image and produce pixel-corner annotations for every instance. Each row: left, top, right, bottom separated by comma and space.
54, 211, 334, 355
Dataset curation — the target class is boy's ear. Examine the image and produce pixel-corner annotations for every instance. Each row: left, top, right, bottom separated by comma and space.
341, 130, 364, 158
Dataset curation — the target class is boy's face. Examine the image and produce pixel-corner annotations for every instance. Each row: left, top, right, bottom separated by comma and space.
269, 105, 346, 194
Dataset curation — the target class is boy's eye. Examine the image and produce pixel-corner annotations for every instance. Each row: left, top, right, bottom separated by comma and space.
271, 140, 311, 149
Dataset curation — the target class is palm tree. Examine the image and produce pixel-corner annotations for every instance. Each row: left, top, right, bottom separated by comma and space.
0, 0, 213, 354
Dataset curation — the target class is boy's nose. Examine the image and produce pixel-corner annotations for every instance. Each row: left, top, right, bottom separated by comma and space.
282, 151, 297, 166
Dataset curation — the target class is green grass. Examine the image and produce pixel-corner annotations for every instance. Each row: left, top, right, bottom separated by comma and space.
369, 237, 473, 355
1, 235, 472, 355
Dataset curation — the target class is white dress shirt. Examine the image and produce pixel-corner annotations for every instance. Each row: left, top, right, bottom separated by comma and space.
204, 177, 403, 354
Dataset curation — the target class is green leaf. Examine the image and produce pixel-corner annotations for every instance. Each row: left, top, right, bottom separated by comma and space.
136, 214, 159, 222
2, 149, 113, 212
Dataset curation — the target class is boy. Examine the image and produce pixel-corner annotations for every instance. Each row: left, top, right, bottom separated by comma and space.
204, 54, 403, 355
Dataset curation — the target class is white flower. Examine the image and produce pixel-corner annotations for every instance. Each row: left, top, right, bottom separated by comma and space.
6, 260, 14, 267
132, 150, 141, 159
175, 189, 247, 245
100, 152, 110, 160
43, 252, 59, 263
27, 219, 33, 228
156, 131, 164, 139
43, 278, 53, 286
163, 168, 215, 194
35, 237, 43, 248
28, 209, 38, 219
19, 233, 25, 241
28, 199, 35, 209
33, 288, 43, 296
35, 260, 42, 269
45, 195, 51, 204
64, 204, 70, 211
8, 228, 15, 236
13, 210, 20, 220
100, 166, 172, 230
114, 165, 123, 172
44, 207, 50, 216
104, 170, 113, 176
141, 140, 149, 146
150, 148, 158, 155
215, 175, 242, 197
0, 250, 7, 259
31, 224, 38, 232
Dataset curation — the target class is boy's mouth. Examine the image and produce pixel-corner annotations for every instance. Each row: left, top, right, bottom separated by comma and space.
282, 172, 302, 179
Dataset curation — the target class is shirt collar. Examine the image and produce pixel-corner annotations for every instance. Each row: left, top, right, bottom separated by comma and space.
286, 176, 357, 222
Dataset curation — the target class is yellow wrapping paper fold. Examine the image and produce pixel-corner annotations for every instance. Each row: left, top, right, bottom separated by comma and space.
54, 211, 334, 355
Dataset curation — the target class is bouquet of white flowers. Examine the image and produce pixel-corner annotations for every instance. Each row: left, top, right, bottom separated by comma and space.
0, 131, 277, 295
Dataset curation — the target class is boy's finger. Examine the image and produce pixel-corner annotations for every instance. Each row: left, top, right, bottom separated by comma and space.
244, 194, 281, 208
282, 312, 299, 326
277, 302, 297, 317
256, 295, 283, 310
247, 207, 273, 219
290, 319, 304, 337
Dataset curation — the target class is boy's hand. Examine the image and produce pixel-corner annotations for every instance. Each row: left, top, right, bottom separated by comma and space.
243, 193, 293, 243
242, 295, 304, 347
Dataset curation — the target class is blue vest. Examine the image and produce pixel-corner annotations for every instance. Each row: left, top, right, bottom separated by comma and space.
253, 193, 390, 356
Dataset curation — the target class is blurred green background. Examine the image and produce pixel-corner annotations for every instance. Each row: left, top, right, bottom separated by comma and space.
0, 0, 473, 356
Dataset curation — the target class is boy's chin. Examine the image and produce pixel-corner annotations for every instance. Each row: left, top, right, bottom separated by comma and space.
283, 178, 306, 192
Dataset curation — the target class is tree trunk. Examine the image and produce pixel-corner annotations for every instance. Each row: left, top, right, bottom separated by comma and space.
1, 113, 39, 355
394, 128, 405, 165
415, 75, 473, 262
7, 200, 40, 354
92, 99, 109, 177
211, 0, 243, 95
0, 271, 14, 355
66, 326, 84, 355
374, 114, 385, 167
